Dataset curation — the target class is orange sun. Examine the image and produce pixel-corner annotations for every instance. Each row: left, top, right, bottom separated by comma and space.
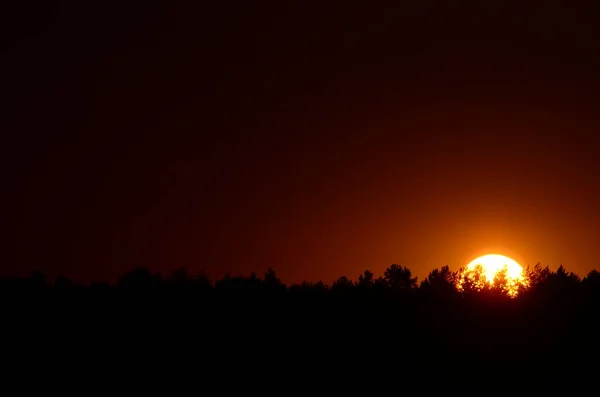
459, 254, 528, 296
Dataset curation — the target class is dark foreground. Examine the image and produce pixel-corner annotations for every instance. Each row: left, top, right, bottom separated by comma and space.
2, 267, 599, 392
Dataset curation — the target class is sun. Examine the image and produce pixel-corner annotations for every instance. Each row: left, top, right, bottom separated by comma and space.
460, 254, 528, 296
466, 254, 524, 283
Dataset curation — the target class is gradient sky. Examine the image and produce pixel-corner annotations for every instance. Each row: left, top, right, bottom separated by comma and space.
4, 1, 600, 284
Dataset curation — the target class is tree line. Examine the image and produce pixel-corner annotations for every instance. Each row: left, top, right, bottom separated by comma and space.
2, 263, 598, 300
2, 262, 599, 384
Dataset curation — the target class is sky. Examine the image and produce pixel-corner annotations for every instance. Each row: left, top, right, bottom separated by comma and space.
3, 1, 600, 284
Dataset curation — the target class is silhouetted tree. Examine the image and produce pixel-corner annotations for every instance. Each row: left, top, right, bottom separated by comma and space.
195, 270, 212, 289
216, 272, 232, 288
357, 269, 374, 289
214, 272, 264, 291
167, 267, 193, 286
290, 280, 328, 294
263, 267, 285, 291
487, 267, 513, 299
582, 269, 600, 293
248, 272, 260, 286
383, 264, 417, 290
555, 265, 580, 283
526, 262, 551, 286
331, 275, 353, 291
547, 265, 581, 299
457, 265, 487, 296
420, 266, 457, 294
117, 267, 161, 289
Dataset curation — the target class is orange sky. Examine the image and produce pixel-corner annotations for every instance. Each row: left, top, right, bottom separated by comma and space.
5, 2, 600, 284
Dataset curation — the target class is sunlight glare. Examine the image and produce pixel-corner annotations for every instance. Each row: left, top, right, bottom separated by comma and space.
460, 254, 528, 296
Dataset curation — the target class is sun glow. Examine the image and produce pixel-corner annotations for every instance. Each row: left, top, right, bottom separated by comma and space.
459, 254, 528, 297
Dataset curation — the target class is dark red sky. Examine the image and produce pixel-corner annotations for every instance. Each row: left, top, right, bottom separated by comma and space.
3, 1, 600, 284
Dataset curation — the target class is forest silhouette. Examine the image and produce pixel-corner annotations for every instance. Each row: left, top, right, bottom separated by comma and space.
3, 263, 599, 386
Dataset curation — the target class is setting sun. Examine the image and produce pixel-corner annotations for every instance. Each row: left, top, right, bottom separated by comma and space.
460, 254, 528, 296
